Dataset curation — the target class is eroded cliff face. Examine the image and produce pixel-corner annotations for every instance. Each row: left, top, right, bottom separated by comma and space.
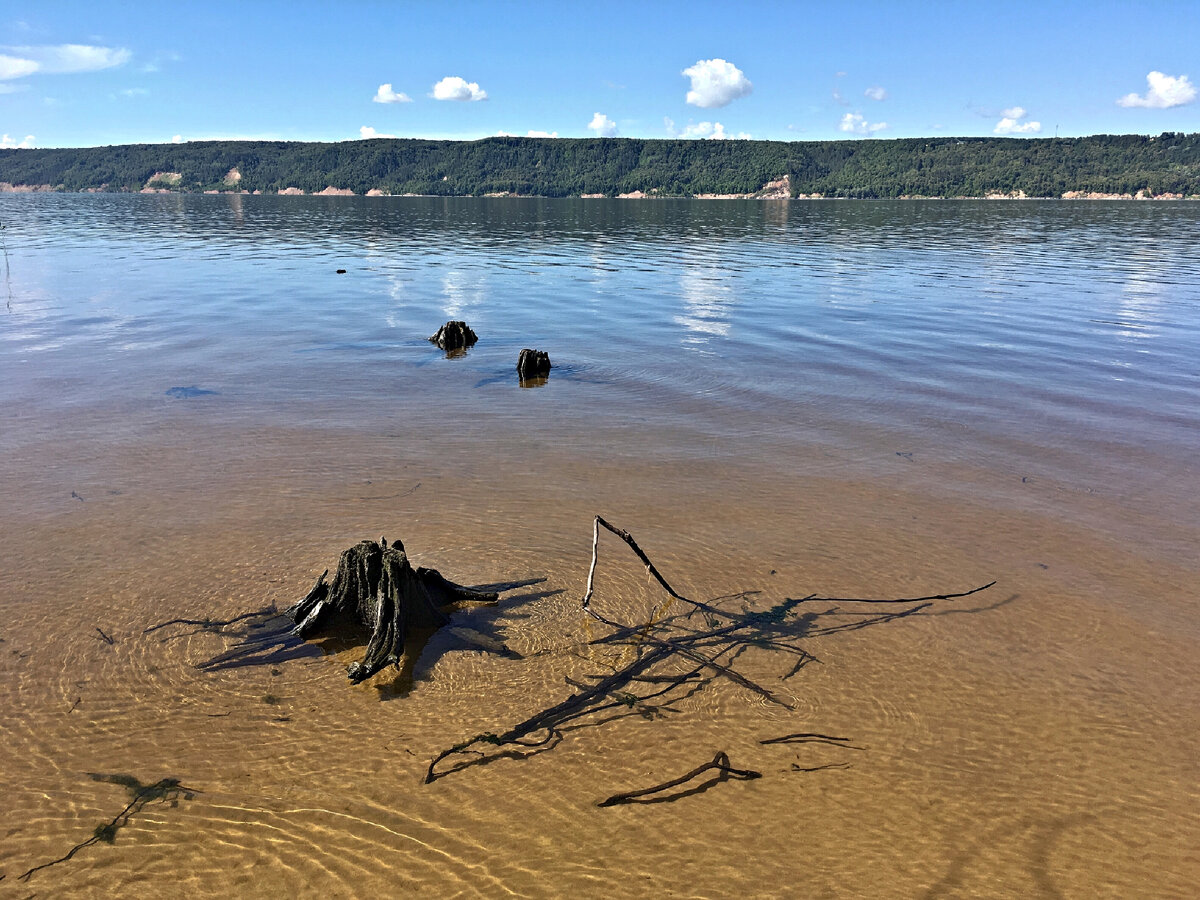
1062, 190, 1187, 199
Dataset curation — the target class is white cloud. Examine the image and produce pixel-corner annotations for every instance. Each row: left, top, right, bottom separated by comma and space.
360, 126, 397, 139
526, 130, 558, 138
682, 58, 752, 109
0, 53, 38, 79
432, 76, 487, 101
865, 86, 888, 101
1, 133, 35, 148
680, 121, 750, 140
5, 44, 130, 74
373, 83, 412, 104
994, 106, 1041, 134
587, 112, 617, 137
171, 134, 183, 143
118, 87, 148, 97
839, 113, 887, 135
1117, 71, 1196, 109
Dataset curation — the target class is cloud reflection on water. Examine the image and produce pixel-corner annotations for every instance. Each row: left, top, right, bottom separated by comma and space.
676, 262, 734, 347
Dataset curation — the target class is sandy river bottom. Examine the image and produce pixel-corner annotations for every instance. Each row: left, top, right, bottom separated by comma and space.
1, 407, 1197, 898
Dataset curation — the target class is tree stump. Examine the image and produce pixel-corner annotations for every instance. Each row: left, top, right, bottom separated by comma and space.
516, 348, 551, 379
286, 538, 498, 682
429, 320, 479, 351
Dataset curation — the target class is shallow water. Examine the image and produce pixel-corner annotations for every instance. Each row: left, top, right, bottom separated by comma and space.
1, 195, 1197, 897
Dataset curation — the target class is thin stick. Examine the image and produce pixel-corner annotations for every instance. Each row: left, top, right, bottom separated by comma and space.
597, 751, 761, 807
144, 608, 273, 634
585, 516, 699, 610
760, 732, 865, 750
804, 581, 996, 605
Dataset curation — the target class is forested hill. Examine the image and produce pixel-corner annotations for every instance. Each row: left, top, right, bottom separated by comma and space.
2, 133, 1198, 198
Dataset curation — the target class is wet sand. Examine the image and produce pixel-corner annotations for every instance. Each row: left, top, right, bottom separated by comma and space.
2, 403, 1197, 898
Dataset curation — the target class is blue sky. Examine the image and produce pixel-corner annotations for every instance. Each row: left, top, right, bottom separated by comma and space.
2, 0, 1197, 148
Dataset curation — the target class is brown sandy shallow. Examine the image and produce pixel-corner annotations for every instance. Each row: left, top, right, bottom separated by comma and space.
1, 406, 1198, 898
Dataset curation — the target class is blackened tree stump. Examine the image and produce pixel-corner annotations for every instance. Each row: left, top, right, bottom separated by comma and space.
286, 538, 498, 682
517, 348, 551, 380
429, 321, 478, 351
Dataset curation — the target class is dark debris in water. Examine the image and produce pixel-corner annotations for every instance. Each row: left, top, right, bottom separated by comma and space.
165, 385, 218, 398
18, 774, 199, 882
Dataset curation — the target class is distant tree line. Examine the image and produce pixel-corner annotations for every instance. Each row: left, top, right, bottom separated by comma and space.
1, 133, 1197, 198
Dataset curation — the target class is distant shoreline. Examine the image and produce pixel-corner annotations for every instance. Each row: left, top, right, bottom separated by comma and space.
1, 182, 1195, 201
3, 134, 1198, 199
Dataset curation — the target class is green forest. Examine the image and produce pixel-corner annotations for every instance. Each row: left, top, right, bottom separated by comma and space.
2, 133, 1198, 198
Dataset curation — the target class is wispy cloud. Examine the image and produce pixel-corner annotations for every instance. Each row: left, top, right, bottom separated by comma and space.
360, 126, 397, 139
839, 112, 887, 135
373, 83, 412, 104
432, 76, 487, 101
587, 112, 617, 137
140, 50, 181, 74
994, 106, 1040, 134
3, 44, 130, 75
864, 86, 888, 101
117, 87, 148, 98
1, 133, 36, 148
682, 58, 752, 109
1117, 71, 1196, 109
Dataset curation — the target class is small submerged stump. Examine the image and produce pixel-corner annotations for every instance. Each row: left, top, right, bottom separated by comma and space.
286, 538, 497, 683
429, 320, 479, 351
516, 348, 551, 380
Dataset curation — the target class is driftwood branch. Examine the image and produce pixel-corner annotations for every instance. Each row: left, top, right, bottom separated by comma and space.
597, 751, 761, 807
760, 732, 866, 751
803, 582, 997, 605
427, 515, 995, 786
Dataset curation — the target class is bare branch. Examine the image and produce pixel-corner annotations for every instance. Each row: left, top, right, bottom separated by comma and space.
597, 751, 761, 807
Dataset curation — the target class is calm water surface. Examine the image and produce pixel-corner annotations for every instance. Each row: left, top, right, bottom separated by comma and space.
1, 195, 1197, 897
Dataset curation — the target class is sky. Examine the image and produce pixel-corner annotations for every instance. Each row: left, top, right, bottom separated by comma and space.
1, 0, 1197, 149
